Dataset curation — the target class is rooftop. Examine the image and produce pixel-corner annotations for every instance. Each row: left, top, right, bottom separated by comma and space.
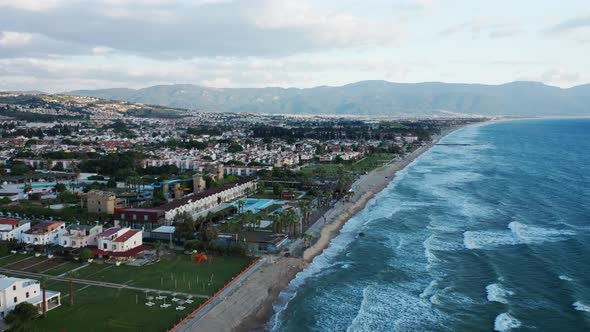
113, 229, 140, 242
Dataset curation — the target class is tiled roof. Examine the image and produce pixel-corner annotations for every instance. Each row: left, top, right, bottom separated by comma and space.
113, 229, 140, 242
0, 218, 20, 226
96, 227, 121, 238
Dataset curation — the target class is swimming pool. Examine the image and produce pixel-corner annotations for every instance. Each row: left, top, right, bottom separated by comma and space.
235, 198, 286, 213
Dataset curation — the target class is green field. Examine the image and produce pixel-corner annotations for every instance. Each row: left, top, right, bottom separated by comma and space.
0, 253, 253, 331
32, 282, 202, 332
299, 153, 395, 177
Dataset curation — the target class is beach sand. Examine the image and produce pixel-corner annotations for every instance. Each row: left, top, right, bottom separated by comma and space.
185, 126, 462, 332
187, 257, 305, 332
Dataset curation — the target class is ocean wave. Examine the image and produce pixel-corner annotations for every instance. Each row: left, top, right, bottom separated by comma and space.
420, 280, 438, 299
508, 221, 575, 243
494, 313, 522, 331
464, 222, 576, 250
573, 301, 590, 313
346, 284, 447, 332
463, 230, 521, 250
559, 275, 574, 282
486, 283, 514, 304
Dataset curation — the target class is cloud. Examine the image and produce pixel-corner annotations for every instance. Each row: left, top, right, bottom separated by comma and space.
439, 17, 522, 39
545, 15, 590, 35
0, 55, 414, 92
0, 0, 401, 59
518, 68, 582, 87
0, 31, 33, 47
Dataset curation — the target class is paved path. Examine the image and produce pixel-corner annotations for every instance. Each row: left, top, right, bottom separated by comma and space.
0, 267, 209, 299
174, 258, 268, 332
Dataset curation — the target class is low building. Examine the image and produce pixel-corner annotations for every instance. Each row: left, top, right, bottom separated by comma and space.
59, 224, 103, 248
0, 219, 31, 242
93, 227, 144, 259
0, 275, 61, 319
158, 178, 257, 222
117, 208, 165, 231
22, 221, 66, 246
87, 190, 116, 215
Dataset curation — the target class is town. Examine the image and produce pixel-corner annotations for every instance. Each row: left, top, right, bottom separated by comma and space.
0, 92, 483, 331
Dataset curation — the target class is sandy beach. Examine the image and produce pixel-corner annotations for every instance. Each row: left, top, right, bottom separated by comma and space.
185, 125, 463, 332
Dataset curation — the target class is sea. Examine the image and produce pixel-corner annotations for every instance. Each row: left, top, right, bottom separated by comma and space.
269, 118, 590, 332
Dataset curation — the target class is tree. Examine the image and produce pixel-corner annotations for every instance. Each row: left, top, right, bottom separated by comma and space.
57, 190, 77, 203
5, 302, 38, 327
154, 241, 163, 260
54, 183, 67, 193
10, 163, 30, 176
227, 143, 244, 153
79, 248, 93, 261
173, 211, 195, 241
198, 225, 219, 242
273, 183, 284, 197
40, 277, 48, 319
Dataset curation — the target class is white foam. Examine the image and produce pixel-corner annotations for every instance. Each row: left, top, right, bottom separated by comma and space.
463, 230, 520, 250
486, 283, 514, 304
573, 301, 590, 313
559, 275, 574, 282
345, 284, 446, 332
508, 221, 575, 243
494, 313, 522, 331
420, 280, 438, 299
464, 222, 576, 250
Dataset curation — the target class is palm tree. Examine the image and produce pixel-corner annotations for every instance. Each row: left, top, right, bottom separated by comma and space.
154, 241, 162, 260
66, 271, 79, 305
40, 277, 48, 318
237, 200, 246, 214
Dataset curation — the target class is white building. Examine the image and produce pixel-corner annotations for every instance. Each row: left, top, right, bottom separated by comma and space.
94, 227, 143, 258
59, 224, 103, 248
159, 178, 257, 221
0, 275, 61, 319
0, 219, 31, 242
22, 221, 66, 246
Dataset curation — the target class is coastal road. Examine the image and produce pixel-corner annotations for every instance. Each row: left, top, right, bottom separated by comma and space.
0, 267, 209, 299
174, 257, 268, 332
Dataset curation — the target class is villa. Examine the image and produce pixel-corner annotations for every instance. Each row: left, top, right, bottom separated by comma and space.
59, 224, 103, 248
92, 227, 144, 259
0, 218, 31, 242
0, 275, 61, 319
22, 221, 66, 246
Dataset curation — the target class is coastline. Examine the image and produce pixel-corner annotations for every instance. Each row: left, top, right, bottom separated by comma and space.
188, 124, 468, 332
301, 125, 457, 262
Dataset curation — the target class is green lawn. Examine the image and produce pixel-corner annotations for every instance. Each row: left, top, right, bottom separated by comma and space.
81, 254, 252, 295
0, 253, 35, 266
31, 282, 203, 332
1, 253, 253, 331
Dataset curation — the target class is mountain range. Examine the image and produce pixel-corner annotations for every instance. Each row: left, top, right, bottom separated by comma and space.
68, 81, 590, 117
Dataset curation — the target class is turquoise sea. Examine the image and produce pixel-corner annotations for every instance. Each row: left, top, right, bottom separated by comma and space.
270, 119, 590, 331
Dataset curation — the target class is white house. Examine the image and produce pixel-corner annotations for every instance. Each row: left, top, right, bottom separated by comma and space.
22, 221, 66, 246
59, 224, 103, 248
93, 227, 143, 258
0, 275, 61, 319
0, 219, 31, 242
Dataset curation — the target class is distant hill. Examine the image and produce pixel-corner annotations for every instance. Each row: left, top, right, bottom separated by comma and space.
68, 81, 590, 117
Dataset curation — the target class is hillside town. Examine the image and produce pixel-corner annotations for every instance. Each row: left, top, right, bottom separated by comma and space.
0, 92, 483, 331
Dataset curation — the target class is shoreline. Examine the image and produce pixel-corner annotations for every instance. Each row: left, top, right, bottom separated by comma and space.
188, 124, 469, 332
301, 125, 457, 262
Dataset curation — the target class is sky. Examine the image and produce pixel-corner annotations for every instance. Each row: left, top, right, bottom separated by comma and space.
0, 0, 588, 92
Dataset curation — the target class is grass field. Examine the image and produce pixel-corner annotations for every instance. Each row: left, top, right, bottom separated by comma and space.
79, 254, 253, 295
299, 153, 395, 177
32, 281, 203, 332
0, 252, 254, 331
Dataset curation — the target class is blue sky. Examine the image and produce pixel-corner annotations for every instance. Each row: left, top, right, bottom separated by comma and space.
0, 0, 588, 91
